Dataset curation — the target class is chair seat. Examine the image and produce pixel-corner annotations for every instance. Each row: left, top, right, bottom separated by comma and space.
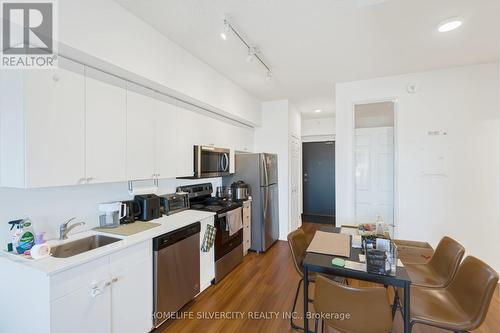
411, 286, 472, 331
405, 263, 448, 288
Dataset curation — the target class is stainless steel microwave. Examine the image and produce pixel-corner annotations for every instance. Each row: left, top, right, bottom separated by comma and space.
194, 146, 230, 178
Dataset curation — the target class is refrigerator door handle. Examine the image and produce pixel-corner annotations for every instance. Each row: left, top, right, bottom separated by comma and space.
263, 186, 269, 220
261, 154, 269, 186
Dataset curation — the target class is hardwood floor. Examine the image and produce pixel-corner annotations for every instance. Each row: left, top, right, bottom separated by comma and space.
157, 223, 499, 333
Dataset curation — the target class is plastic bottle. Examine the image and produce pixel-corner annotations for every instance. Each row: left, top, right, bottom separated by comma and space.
8, 218, 35, 255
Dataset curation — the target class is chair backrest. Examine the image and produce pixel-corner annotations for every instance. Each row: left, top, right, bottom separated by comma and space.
448, 256, 499, 330
287, 228, 308, 277
429, 236, 465, 283
315, 275, 393, 333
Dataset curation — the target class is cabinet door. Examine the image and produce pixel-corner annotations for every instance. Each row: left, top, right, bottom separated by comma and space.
85, 68, 127, 183
110, 242, 152, 333
24, 57, 85, 187
51, 280, 111, 333
175, 106, 198, 177
126, 86, 156, 181
155, 99, 177, 179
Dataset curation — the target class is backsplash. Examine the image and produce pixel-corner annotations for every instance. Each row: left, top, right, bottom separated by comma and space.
0, 178, 221, 247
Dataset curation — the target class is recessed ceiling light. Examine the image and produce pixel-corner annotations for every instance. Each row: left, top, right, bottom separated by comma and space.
437, 18, 463, 32
315, 109, 322, 113
220, 32, 227, 40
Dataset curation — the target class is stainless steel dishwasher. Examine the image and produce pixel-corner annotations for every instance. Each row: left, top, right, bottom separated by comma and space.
153, 222, 201, 328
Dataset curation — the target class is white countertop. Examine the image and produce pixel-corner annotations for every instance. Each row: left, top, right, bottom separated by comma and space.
0, 210, 215, 276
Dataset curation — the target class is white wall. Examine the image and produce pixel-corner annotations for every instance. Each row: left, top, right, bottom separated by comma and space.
57, 0, 261, 126
0, 178, 221, 247
301, 116, 336, 142
336, 63, 500, 271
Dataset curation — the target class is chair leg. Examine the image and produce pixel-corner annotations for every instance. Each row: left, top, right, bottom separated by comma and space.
291, 278, 303, 330
391, 290, 399, 319
314, 318, 319, 333
321, 320, 325, 333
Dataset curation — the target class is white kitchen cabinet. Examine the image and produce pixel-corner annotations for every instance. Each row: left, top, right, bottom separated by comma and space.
85, 68, 127, 184
126, 84, 157, 181
50, 241, 152, 333
242, 200, 252, 255
110, 242, 153, 333
0, 57, 86, 188
175, 105, 200, 177
155, 97, 178, 180
199, 216, 215, 292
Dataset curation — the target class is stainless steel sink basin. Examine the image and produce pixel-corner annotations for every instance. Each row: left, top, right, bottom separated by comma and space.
51, 235, 121, 258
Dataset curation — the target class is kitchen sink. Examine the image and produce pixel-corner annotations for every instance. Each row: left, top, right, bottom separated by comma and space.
51, 235, 122, 258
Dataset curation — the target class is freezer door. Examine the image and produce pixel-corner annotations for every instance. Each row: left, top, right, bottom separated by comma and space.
261, 184, 279, 251
260, 154, 278, 186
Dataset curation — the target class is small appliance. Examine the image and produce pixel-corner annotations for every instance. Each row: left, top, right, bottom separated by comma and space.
159, 193, 190, 215
215, 186, 226, 198
98, 202, 126, 228
134, 194, 161, 221
121, 200, 141, 224
231, 181, 251, 201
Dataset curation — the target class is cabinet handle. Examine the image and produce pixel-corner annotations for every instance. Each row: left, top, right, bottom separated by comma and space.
87, 177, 93, 183
111, 277, 118, 283
91, 286, 102, 298
77, 177, 86, 184
105, 281, 111, 287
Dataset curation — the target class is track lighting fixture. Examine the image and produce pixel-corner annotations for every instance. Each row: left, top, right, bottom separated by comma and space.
220, 16, 272, 80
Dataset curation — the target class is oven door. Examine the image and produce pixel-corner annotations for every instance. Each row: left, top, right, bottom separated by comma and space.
194, 146, 230, 178
214, 209, 243, 261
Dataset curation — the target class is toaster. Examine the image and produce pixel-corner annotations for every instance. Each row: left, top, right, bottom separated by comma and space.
134, 194, 161, 221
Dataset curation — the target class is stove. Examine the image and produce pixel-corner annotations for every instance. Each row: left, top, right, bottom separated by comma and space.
177, 183, 243, 284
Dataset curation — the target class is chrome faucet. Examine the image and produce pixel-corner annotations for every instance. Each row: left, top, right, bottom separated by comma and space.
59, 217, 86, 240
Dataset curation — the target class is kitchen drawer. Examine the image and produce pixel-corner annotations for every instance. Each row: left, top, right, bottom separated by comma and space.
50, 256, 109, 301
109, 240, 150, 272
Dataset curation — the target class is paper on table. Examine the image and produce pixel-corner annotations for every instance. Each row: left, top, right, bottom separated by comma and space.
344, 260, 366, 272
306, 231, 350, 257
340, 227, 358, 236
352, 235, 362, 249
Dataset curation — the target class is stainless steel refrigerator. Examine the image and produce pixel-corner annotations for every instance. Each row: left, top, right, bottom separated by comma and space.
224, 153, 279, 252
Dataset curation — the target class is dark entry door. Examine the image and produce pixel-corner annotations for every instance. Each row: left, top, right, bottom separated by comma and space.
302, 141, 335, 223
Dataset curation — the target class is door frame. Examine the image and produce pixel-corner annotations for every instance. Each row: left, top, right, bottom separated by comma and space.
289, 134, 303, 233
351, 98, 399, 237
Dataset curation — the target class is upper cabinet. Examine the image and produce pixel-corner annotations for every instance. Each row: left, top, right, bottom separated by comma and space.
0, 57, 86, 188
85, 69, 127, 184
0, 57, 255, 188
125, 84, 157, 181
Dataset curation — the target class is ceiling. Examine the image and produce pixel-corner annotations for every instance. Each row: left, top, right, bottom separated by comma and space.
114, 0, 500, 119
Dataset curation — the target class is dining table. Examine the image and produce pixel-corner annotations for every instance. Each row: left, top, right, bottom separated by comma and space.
302, 226, 412, 333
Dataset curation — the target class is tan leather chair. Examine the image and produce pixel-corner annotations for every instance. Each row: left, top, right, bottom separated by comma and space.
288, 228, 315, 330
404, 236, 465, 288
314, 275, 393, 333
410, 256, 499, 333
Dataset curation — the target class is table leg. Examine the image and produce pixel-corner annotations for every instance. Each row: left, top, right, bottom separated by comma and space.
303, 266, 309, 332
403, 282, 411, 333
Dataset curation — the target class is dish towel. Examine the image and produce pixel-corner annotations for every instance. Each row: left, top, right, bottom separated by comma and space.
201, 224, 216, 252
227, 207, 243, 236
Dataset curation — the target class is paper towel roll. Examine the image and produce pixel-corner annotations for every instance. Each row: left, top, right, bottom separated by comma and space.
31, 243, 51, 259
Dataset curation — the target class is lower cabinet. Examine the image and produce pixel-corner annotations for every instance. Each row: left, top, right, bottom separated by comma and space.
50, 241, 152, 333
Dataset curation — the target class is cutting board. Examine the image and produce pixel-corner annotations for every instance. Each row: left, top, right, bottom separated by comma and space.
94, 222, 161, 236
306, 231, 351, 257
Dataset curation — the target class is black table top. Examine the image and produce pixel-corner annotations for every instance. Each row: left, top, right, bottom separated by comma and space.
303, 226, 411, 287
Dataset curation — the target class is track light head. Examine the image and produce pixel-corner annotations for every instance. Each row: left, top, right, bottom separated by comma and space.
220, 17, 230, 41
246, 46, 256, 63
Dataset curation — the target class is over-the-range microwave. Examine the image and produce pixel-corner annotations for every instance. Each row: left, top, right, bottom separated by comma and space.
193, 145, 230, 178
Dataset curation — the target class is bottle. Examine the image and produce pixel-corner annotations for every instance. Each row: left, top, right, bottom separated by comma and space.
8, 218, 35, 255
30, 232, 50, 259
375, 215, 385, 236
